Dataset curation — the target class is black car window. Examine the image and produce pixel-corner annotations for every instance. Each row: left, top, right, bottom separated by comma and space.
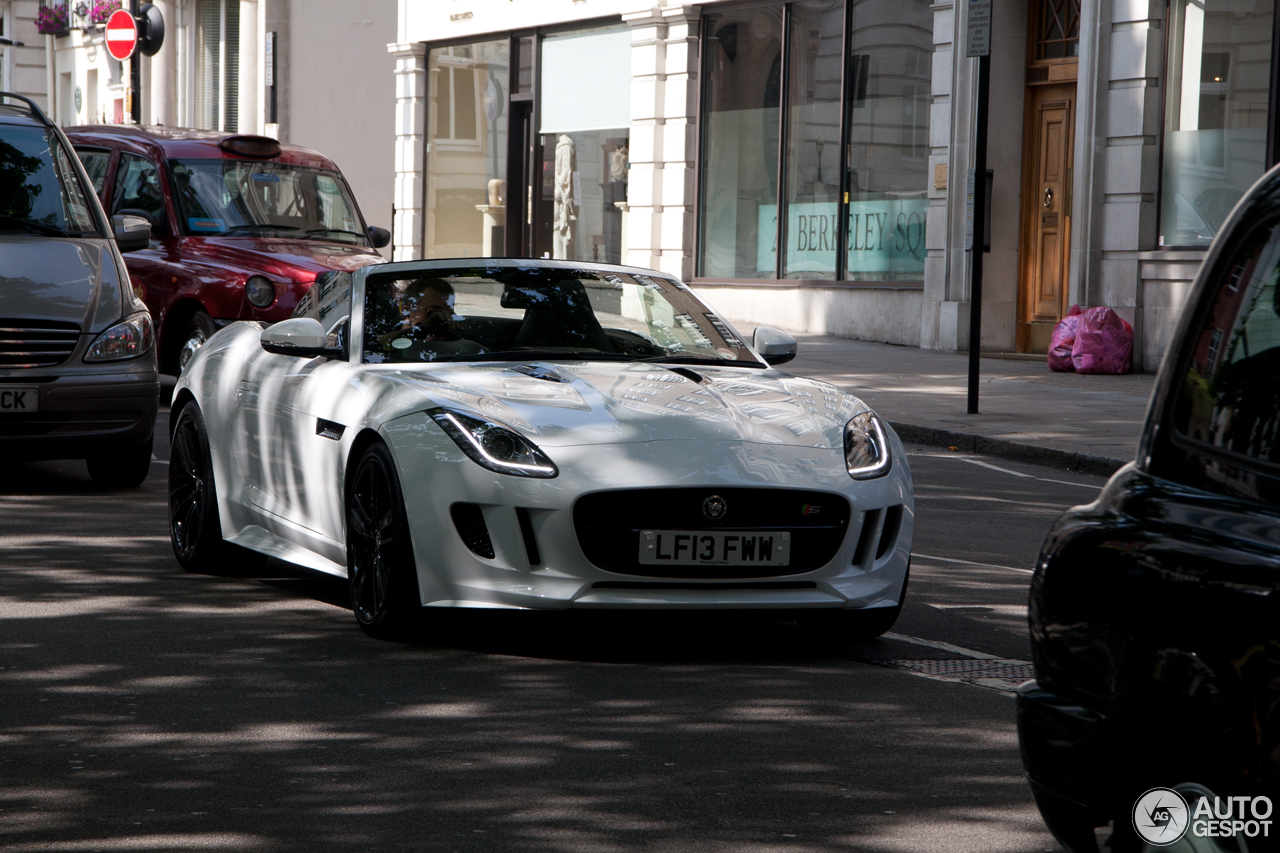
1173, 218, 1280, 478
111, 152, 166, 234
0, 125, 100, 235
74, 147, 111, 198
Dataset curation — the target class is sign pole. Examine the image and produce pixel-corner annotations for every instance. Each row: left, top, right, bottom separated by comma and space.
129, 0, 141, 123
965, 0, 991, 415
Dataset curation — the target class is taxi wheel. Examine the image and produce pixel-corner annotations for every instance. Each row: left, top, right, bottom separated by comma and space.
169, 402, 267, 574
86, 438, 152, 489
175, 311, 215, 375
346, 442, 421, 639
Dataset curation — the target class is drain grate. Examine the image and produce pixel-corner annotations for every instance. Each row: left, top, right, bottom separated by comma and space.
872, 659, 1034, 691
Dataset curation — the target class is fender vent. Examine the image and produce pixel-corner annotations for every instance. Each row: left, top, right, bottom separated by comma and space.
450, 503, 494, 559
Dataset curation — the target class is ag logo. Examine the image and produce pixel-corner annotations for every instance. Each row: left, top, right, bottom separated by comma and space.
1133, 787, 1190, 846
702, 495, 727, 521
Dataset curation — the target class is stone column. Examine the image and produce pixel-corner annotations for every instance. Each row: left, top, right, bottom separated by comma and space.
147, 0, 178, 125
388, 41, 426, 262
622, 4, 700, 280
919, 0, 958, 350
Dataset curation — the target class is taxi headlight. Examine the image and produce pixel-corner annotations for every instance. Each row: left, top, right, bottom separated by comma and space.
844, 412, 891, 479
429, 407, 558, 479
85, 313, 154, 362
245, 275, 276, 308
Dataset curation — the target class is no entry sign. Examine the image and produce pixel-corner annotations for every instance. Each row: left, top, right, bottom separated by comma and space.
105, 9, 137, 61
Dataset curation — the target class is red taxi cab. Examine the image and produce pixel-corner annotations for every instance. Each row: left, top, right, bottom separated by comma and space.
64, 126, 389, 373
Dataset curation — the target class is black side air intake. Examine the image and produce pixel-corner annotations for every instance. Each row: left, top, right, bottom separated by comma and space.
876, 505, 904, 560
516, 507, 541, 566
451, 503, 495, 559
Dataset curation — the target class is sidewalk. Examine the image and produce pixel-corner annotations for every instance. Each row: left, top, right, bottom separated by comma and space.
740, 327, 1157, 475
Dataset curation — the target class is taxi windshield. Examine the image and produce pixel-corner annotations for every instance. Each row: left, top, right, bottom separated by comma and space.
361, 266, 761, 367
169, 158, 368, 245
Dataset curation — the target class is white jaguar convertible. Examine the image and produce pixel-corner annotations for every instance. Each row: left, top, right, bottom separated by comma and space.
168, 260, 914, 638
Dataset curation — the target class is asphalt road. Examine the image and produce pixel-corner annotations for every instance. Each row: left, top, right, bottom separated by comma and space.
0, 403, 1110, 852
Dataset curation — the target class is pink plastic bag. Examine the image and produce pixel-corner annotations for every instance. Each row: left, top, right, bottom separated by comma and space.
1071, 306, 1133, 374
1047, 305, 1082, 372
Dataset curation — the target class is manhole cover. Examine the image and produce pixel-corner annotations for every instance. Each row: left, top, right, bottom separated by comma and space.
872, 659, 1034, 691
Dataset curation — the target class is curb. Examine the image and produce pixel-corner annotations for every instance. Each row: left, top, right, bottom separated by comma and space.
888, 422, 1128, 478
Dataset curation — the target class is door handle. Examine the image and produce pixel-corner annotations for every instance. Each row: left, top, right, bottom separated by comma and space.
1043, 186, 1054, 209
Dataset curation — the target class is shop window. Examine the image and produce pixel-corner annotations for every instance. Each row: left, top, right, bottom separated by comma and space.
536, 26, 631, 265
1159, 0, 1272, 248
697, 0, 933, 282
424, 40, 508, 259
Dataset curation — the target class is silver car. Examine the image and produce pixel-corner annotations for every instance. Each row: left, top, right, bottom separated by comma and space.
0, 93, 158, 488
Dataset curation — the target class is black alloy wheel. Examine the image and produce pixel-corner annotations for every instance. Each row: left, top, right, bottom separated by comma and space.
169, 402, 267, 573
346, 442, 420, 639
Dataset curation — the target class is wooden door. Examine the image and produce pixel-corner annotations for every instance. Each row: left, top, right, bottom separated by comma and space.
1019, 83, 1075, 352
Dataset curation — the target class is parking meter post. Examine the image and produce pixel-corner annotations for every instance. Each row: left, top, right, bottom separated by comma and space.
966, 52, 990, 416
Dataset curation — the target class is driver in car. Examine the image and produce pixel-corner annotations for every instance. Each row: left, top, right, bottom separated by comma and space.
380, 277, 485, 360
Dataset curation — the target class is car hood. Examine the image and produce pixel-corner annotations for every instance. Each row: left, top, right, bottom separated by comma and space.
0, 235, 120, 330
187, 236, 382, 280
383, 361, 869, 449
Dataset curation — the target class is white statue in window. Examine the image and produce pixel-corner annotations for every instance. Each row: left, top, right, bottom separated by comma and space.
553, 134, 576, 259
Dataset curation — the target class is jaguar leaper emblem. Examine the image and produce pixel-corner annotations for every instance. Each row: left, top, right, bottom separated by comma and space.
702, 494, 728, 520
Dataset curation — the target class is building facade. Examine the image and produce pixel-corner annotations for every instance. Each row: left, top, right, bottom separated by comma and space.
391, 0, 1280, 369
4, 0, 396, 252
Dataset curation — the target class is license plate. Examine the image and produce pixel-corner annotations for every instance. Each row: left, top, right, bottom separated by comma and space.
639, 530, 791, 566
0, 387, 37, 412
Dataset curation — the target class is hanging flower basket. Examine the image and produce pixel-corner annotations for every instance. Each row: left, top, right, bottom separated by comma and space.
36, 4, 70, 36
89, 0, 120, 25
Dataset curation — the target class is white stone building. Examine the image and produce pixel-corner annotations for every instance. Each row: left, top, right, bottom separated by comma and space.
389, 0, 1280, 369
2, 0, 396, 250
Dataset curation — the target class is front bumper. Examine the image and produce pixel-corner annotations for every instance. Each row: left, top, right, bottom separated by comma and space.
0, 360, 159, 460
1016, 681, 1109, 853
383, 414, 914, 611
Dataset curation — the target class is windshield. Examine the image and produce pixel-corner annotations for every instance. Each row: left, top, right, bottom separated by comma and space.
169, 158, 368, 245
361, 266, 761, 367
0, 125, 99, 236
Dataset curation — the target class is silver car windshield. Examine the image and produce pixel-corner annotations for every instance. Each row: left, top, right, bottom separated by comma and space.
361, 267, 760, 367
0, 125, 100, 237
169, 159, 368, 245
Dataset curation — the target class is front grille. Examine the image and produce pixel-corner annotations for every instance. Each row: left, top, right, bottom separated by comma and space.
0, 320, 80, 368
573, 487, 851, 578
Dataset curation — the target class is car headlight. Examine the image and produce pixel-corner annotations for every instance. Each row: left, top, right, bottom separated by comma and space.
246, 275, 276, 308
84, 313, 154, 362
428, 407, 558, 478
844, 412, 891, 479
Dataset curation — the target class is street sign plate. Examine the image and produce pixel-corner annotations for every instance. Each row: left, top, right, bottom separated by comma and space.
966, 0, 991, 58
105, 9, 137, 62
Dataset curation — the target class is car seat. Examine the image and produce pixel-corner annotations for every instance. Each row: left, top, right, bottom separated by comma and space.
502, 280, 614, 352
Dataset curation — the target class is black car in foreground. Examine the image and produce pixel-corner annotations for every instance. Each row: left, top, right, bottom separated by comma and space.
1019, 165, 1280, 853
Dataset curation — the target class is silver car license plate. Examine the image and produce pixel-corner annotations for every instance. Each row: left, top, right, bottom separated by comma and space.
0, 387, 37, 412
638, 530, 791, 566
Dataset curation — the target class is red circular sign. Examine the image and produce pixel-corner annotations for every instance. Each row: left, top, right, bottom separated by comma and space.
105, 9, 137, 61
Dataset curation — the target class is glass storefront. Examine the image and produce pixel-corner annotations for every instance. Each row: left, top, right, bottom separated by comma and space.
1159, 0, 1274, 248
697, 0, 933, 281
536, 26, 632, 264
424, 40, 509, 259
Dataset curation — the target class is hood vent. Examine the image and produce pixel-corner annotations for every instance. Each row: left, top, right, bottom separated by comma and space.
0, 320, 80, 369
508, 364, 565, 383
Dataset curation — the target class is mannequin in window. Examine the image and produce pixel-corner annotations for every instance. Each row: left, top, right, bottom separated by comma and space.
553, 134, 576, 259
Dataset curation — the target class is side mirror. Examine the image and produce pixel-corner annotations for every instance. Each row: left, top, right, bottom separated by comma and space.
112, 214, 151, 252
753, 326, 798, 366
368, 225, 391, 249
261, 317, 343, 358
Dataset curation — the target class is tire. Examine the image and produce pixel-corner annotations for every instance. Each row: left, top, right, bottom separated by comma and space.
174, 310, 216, 375
168, 402, 268, 574
346, 442, 421, 639
86, 437, 153, 489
